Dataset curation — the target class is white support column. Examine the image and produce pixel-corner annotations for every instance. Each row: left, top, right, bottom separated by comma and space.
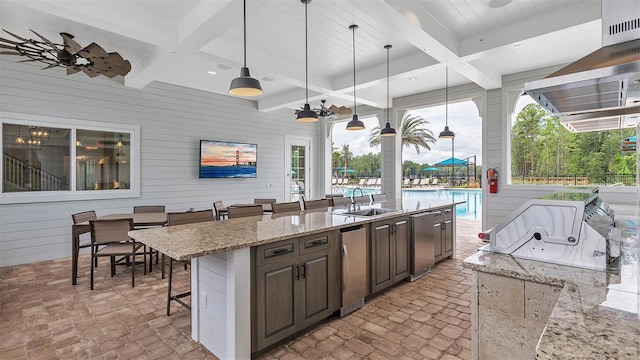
225, 247, 251, 359
381, 109, 405, 200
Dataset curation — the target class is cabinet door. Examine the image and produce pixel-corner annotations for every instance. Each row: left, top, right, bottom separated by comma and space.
433, 221, 443, 259
299, 249, 332, 329
371, 222, 392, 294
443, 219, 454, 254
255, 260, 298, 350
393, 219, 410, 283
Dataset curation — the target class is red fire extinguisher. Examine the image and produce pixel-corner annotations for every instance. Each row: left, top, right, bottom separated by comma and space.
487, 167, 498, 193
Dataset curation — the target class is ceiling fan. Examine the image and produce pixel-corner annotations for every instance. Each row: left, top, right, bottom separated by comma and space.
295, 99, 352, 118
0, 29, 131, 78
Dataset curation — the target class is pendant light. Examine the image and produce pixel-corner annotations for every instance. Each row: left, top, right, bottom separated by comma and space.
228, 0, 263, 97
380, 44, 396, 137
15, 125, 25, 144
296, 0, 318, 123
346, 24, 365, 131
438, 67, 455, 139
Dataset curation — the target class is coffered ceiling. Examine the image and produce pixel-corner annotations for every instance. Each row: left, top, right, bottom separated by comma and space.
0, 0, 604, 114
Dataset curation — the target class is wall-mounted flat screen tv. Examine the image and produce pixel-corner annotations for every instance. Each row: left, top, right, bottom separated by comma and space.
199, 140, 257, 178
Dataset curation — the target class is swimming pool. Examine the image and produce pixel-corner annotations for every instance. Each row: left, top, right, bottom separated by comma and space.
339, 188, 482, 220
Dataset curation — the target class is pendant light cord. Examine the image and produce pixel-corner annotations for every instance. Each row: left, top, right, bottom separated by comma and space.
386, 46, 390, 125
243, 0, 247, 68
304, 1, 309, 103
352, 25, 357, 114
445, 67, 448, 127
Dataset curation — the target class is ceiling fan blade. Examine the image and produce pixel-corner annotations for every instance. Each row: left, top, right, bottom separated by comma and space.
60, 33, 82, 54
0, 37, 25, 46
0, 51, 22, 55
82, 66, 101, 78
30, 29, 59, 49
0, 43, 17, 50
67, 66, 82, 75
3, 29, 29, 42
78, 42, 108, 59
17, 58, 41, 62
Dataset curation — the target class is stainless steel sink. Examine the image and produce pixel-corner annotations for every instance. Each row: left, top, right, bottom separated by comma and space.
342, 208, 401, 217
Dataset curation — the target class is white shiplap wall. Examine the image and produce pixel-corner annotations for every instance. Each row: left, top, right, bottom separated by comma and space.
0, 60, 318, 267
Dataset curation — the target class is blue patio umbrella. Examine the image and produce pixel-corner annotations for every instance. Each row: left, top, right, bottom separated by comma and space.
433, 157, 468, 166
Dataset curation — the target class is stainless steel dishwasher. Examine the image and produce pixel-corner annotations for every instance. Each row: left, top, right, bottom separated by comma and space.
340, 225, 367, 317
410, 211, 435, 281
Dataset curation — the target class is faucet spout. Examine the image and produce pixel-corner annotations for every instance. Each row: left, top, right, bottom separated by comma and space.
352, 187, 364, 210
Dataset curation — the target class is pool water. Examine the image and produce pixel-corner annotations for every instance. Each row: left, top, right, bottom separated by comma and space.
339, 188, 482, 220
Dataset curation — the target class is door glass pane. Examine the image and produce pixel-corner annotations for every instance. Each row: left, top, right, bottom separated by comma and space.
3, 123, 70, 192
291, 145, 305, 201
76, 130, 130, 190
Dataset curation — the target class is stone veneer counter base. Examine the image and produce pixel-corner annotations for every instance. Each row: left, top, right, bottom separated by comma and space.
463, 242, 640, 359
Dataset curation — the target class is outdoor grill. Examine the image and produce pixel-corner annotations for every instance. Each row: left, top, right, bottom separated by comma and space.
480, 188, 621, 272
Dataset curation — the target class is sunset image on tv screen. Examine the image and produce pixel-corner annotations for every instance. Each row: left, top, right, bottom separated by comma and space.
199, 140, 257, 178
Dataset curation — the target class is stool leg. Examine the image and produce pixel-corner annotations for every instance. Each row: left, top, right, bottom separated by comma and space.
167, 257, 173, 316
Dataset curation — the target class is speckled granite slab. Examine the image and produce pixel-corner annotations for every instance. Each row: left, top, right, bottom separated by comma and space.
129, 199, 461, 261
463, 216, 640, 360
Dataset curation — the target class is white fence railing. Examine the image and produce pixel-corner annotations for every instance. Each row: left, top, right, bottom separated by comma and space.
3, 153, 64, 191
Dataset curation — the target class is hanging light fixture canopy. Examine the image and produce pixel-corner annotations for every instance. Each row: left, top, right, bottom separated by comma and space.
346, 24, 365, 131
438, 67, 455, 139
380, 44, 396, 137
296, 0, 318, 123
229, 0, 263, 97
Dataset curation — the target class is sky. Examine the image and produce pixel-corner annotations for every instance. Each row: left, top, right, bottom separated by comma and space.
331, 94, 538, 167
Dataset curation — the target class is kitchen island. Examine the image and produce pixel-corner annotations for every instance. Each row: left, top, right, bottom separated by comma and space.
129, 199, 461, 359
463, 205, 639, 359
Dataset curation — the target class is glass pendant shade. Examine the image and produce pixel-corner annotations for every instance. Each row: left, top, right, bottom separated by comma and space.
229, 67, 263, 96
346, 114, 365, 130
439, 125, 455, 138
380, 122, 397, 136
297, 103, 318, 122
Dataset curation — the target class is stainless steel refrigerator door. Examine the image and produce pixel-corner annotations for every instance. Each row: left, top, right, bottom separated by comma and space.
341, 226, 368, 306
411, 212, 435, 279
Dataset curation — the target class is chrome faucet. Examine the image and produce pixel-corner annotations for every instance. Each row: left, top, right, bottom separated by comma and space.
352, 187, 364, 210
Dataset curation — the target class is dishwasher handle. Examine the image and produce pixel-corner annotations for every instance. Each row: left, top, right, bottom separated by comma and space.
342, 244, 348, 292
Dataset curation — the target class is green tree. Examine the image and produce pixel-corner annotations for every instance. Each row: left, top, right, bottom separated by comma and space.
511, 103, 546, 176
368, 113, 436, 153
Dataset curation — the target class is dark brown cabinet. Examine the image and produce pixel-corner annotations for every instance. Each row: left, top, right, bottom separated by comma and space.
252, 232, 335, 351
432, 206, 454, 262
370, 216, 410, 294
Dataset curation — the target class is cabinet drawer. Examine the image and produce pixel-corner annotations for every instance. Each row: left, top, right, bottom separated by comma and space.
299, 233, 330, 255
255, 239, 298, 266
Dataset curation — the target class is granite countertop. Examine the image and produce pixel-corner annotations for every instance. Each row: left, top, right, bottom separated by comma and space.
129, 199, 462, 261
463, 216, 640, 359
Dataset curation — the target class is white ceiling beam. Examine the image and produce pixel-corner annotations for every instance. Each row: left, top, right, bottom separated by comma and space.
4, 0, 174, 46
459, 2, 601, 58
126, 0, 243, 89
342, 0, 499, 90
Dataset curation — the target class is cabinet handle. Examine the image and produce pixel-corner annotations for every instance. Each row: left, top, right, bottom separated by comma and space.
273, 248, 288, 254
301, 263, 306, 279
295, 264, 300, 280
444, 208, 452, 213
342, 245, 348, 292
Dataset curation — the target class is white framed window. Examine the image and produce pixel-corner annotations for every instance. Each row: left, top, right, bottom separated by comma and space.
1, 112, 140, 204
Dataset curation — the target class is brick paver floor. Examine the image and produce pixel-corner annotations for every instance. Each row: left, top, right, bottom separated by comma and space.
0, 219, 483, 359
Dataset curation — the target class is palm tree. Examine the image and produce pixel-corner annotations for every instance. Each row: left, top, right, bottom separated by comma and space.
368, 113, 436, 153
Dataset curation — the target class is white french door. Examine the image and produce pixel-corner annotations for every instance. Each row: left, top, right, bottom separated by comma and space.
285, 137, 310, 201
